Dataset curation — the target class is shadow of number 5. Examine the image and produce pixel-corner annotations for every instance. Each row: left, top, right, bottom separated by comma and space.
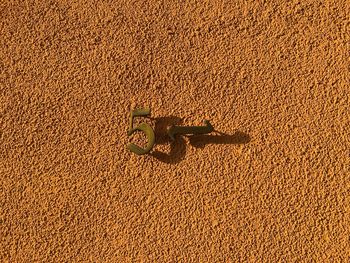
127, 108, 155, 155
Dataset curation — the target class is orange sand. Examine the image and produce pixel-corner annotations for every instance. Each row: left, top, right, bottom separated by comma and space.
1, 0, 349, 261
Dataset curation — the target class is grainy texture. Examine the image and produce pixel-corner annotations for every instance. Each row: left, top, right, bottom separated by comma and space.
1, 0, 350, 262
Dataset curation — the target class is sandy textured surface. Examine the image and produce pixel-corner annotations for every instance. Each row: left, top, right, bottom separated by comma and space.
1, 0, 350, 262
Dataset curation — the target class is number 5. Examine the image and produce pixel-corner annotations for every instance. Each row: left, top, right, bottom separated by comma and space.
127, 108, 155, 155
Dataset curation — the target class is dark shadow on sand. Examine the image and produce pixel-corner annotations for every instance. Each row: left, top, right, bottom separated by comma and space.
188, 131, 251, 148
150, 116, 187, 164
149, 116, 250, 164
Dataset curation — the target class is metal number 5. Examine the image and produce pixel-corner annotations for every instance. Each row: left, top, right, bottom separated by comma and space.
127, 108, 155, 155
